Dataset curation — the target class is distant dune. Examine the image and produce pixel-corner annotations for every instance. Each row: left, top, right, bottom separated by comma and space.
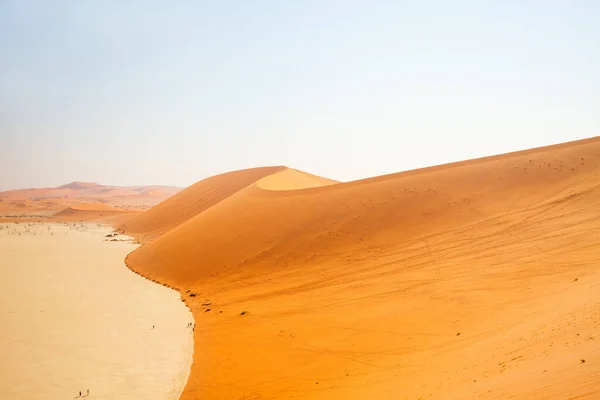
69, 203, 117, 211
52, 202, 137, 221
137, 189, 167, 197
0, 182, 182, 216
56, 181, 100, 190
122, 136, 600, 400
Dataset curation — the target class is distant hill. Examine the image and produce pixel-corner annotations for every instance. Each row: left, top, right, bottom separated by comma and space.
0, 182, 182, 214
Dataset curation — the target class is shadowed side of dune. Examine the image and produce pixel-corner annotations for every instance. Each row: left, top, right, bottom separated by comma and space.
118, 166, 287, 240
127, 137, 600, 400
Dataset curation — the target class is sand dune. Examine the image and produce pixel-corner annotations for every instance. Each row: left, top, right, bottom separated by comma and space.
119, 166, 288, 239
69, 202, 118, 211
128, 137, 600, 284
137, 189, 169, 197
56, 181, 100, 190
0, 182, 181, 214
121, 137, 600, 399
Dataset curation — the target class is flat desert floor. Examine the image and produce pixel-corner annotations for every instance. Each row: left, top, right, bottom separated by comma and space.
0, 223, 193, 400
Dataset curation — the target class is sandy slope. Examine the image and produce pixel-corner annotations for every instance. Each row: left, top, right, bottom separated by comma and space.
0, 223, 193, 400
123, 137, 600, 399
118, 166, 289, 240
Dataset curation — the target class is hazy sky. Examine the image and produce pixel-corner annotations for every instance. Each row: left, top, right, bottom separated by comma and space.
1, 1, 599, 190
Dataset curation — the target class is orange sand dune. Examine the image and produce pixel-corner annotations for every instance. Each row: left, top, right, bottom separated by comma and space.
125, 137, 600, 399
119, 166, 288, 239
0, 182, 181, 215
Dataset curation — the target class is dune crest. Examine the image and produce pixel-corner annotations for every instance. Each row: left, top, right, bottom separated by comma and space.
254, 168, 339, 191
119, 166, 286, 239
122, 137, 600, 400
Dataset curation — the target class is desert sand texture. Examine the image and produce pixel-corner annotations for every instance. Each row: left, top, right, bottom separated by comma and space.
120, 137, 600, 400
0, 222, 193, 400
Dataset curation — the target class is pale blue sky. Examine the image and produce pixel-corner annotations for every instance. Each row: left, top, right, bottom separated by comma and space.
1, 1, 599, 190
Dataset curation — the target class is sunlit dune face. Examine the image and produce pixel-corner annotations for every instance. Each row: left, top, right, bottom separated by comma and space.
119, 138, 600, 399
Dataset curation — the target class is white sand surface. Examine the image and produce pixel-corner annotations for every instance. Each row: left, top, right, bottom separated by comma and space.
0, 222, 194, 399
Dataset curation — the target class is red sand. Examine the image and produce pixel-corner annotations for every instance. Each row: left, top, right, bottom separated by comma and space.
121, 137, 600, 399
